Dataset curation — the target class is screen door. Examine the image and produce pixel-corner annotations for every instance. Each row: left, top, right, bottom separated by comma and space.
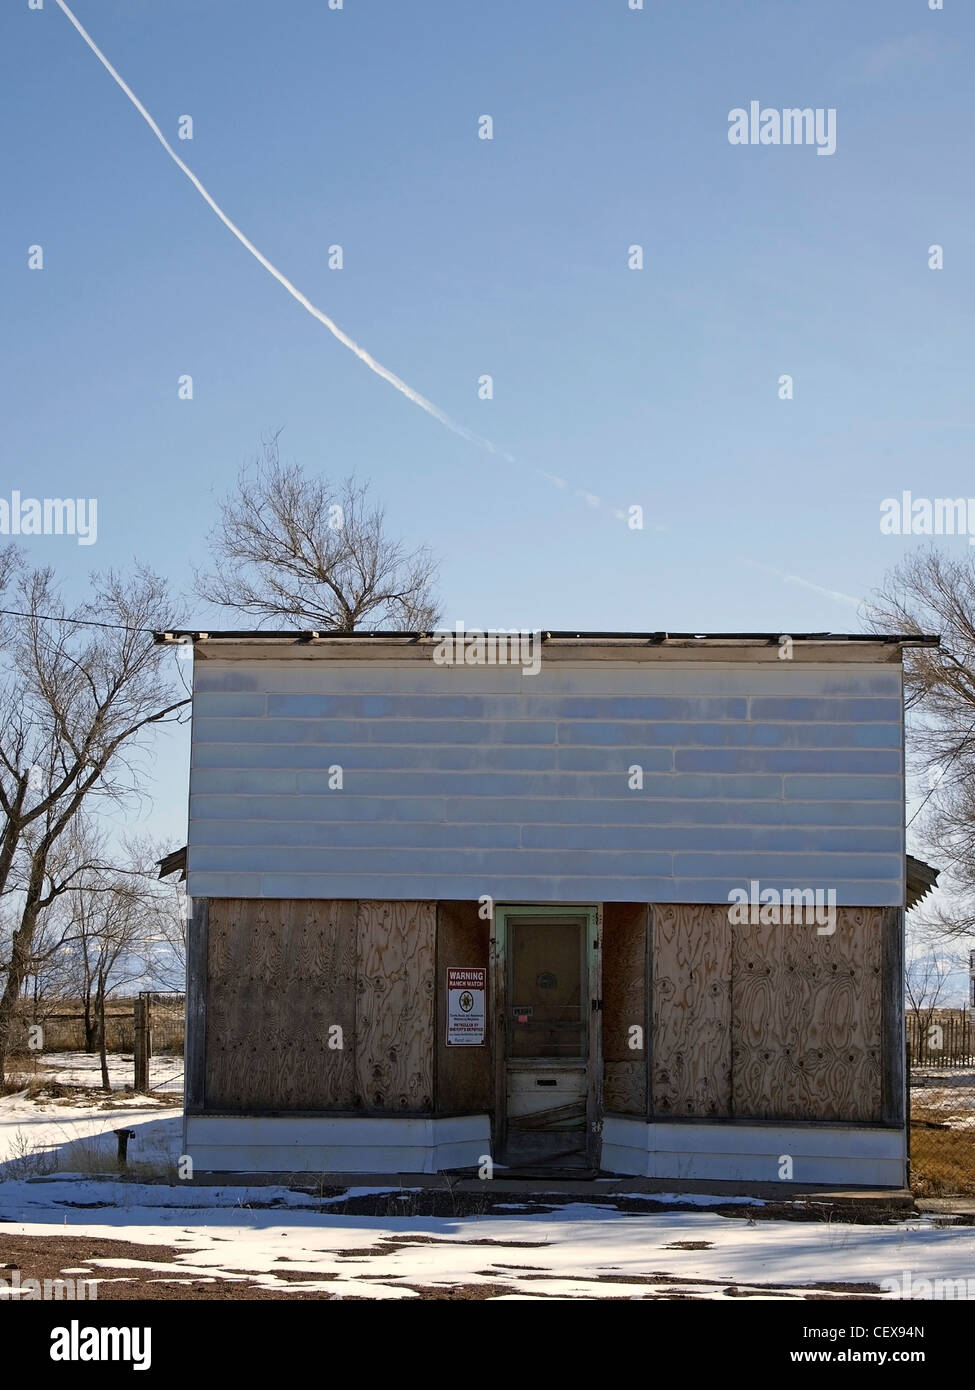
497, 911, 600, 1168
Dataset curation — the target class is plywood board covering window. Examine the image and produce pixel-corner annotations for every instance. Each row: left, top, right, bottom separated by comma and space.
205, 899, 358, 1111
355, 900, 435, 1111
204, 898, 436, 1113
652, 905, 883, 1122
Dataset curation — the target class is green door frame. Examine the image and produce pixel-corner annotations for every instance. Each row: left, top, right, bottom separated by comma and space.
491, 904, 603, 1168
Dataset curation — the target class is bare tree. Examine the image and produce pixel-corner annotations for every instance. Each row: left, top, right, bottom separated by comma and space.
66, 870, 148, 1091
0, 543, 21, 637
905, 944, 960, 1067
906, 950, 953, 1027
145, 871, 188, 994
0, 895, 74, 1058
868, 547, 975, 941
6, 815, 105, 1045
22, 898, 76, 1024
8, 828, 185, 1077
100, 833, 187, 996
196, 436, 440, 631
0, 563, 187, 1083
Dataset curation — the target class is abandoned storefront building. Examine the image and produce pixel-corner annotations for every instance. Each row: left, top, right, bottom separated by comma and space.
157, 627, 939, 1186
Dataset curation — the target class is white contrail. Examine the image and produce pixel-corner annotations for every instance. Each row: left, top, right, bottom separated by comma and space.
743, 559, 862, 609
53, 0, 512, 462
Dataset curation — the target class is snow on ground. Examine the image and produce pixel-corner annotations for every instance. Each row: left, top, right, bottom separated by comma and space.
912, 1072, 975, 1129
2, 1081, 974, 1300
0, 1180, 972, 1300
7, 1050, 183, 1095
0, 1084, 181, 1179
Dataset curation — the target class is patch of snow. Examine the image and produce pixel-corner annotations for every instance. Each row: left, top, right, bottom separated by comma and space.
5, 1051, 182, 1095
0, 1179, 972, 1301
0, 1084, 181, 1177
2, 1087, 973, 1300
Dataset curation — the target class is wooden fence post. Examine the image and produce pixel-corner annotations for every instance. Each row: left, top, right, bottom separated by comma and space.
134, 996, 150, 1093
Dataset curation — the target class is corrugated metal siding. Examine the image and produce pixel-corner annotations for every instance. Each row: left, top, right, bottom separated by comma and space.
186, 660, 905, 905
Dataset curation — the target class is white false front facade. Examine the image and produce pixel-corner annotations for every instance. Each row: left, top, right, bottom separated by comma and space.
176, 635, 912, 1188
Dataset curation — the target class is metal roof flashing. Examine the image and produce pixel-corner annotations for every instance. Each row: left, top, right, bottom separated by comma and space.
154, 630, 939, 663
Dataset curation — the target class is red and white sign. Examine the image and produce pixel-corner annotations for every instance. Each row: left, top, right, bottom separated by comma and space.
446, 967, 486, 1046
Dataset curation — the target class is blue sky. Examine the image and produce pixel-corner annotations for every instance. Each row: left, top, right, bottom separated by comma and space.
2, 0, 972, 864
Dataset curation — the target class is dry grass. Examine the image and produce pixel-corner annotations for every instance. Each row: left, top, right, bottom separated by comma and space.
1, 1075, 83, 1102
1, 1128, 58, 1180
0, 1128, 121, 1179
910, 1105, 975, 1196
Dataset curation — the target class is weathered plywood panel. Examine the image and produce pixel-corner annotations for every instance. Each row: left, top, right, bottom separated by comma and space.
881, 907, 906, 1126
602, 903, 648, 1116
205, 898, 357, 1111
651, 903, 884, 1123
185, 897, 208, 1114
356, 900, 436, 1112
604, 1063, 645, 1117
652, 904, 732, 1117
731, 908, 882, 1122
435, 902, 493, 1114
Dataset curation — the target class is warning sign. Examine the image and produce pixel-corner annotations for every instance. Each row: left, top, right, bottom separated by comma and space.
446, 967, 486, 1047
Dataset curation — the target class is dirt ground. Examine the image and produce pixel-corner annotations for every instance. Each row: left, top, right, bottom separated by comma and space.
0, 1233, 336, 1300
0, 1231, 894, 1301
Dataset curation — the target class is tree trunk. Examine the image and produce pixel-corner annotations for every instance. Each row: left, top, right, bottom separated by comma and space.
83, 993, 97, 1053
0, 785, 27, 904
0, 850, 48, 1086
0, 927, 33, 1086
96, 971, 110, 1092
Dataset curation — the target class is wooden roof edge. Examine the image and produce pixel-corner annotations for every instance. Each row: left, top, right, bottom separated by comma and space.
156, 847, 187, 882
153, 629, 941, 647
906, 854, 940, 911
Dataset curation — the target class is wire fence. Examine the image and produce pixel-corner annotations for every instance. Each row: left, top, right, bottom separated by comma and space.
8, 995, 185, 1056
133, 992, 184, 1092
909, 1066, 975, 1196
137, 992, 185, 1056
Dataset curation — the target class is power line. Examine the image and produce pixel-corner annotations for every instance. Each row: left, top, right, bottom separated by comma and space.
0, 607, 156, 634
